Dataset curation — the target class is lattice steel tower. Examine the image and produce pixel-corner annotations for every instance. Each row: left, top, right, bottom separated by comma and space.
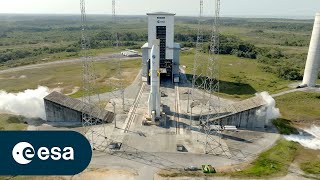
191, 0, 226, 155
109, 0, 125, 113
80, 0, 107, 150
112, 0, 116, 21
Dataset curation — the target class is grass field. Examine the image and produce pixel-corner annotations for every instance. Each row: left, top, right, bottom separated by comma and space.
272, 118, 298, 135
0, 47, 126, 70
295, 147, 320, 176
300, 160, 320, 175
0, 114, 27, 130
275, 92, 320, 126
0, 58, 141, 95
230, 139, 299, 177
158, 139, 301, 178
181, 52, 292, 99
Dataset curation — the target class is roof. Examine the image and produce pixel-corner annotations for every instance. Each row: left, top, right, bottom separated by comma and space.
223, 95, 266, 114
141, 42, 181, 49
204, 95, 267, 122
147, 12, 176, 16
44, 91, 115, 122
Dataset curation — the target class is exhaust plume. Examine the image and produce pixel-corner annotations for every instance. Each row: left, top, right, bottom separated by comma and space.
0, 86, 50, 120
284, 125, 320, 150
256, 91, 280, 121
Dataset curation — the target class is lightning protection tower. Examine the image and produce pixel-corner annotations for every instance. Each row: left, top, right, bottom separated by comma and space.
191, 0, 229, 156
80, 0, 108, 151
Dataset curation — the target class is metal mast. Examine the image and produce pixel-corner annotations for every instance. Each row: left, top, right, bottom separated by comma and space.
112, 0, 116, 21
109, 0, 125, 113
80, 0, 107, 150
203, 0, 224, 155
109, 0, 125, 112
192, 0, 226, 155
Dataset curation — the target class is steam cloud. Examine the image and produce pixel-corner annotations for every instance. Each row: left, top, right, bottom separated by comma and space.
256, 91, 281, 121
0, 86, 50, 120
284, 125, 320, 150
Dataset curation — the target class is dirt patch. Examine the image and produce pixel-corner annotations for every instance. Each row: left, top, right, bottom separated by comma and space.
109, 77, 121, 81
51, 87, 63, 93
73, 168, 137, 180
66, 86, 80, 96
19, 75, 27, 79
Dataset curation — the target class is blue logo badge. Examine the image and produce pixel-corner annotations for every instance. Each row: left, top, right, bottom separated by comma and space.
0, 131, 92, 175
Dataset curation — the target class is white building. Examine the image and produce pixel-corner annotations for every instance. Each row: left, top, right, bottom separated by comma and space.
141, 12, 180, 83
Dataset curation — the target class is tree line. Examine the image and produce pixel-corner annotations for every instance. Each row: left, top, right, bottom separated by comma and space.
1, 30, 315, 81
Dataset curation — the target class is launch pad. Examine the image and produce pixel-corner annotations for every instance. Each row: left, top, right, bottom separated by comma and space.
35, 70, 280, 176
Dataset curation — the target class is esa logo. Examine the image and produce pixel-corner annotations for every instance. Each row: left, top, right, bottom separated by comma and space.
12, 142, 74, 165
0, 131, 91, 175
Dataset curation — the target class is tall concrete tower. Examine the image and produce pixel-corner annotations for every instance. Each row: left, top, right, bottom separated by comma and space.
302, 13, 320, 87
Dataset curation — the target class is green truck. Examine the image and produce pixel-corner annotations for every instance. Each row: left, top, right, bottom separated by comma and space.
202, 165, 216, 173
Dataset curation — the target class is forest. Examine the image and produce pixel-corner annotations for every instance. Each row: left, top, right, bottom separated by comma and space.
0, 14, 317, 80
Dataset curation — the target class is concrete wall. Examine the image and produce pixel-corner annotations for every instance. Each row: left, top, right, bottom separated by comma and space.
44, 100, 82, 122
219, 107, 267, 129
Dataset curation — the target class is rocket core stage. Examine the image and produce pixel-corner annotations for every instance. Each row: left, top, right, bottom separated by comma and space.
148, 40, 161, 120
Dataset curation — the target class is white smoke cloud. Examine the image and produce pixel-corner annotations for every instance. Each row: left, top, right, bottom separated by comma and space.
284, 125, 320, 150
256, 91, 281, 121
0, 86, 50, 120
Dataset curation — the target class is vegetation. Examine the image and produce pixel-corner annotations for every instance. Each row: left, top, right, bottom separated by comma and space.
230, 139, 299, 177
0, 114, 27, 130
158, 139, 301, 178
300, 161, 320, 175
1, 14, 318, 83
0, 59, 141, 95
272, 118, 298, 135
181, 52, 291, 99
275, 92, 320, 125
0, 15, 319, 179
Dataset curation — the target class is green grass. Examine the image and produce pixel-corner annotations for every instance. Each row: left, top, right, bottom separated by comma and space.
300, 161, 320, 175
0, 114, 27, 130
272, 118, 298, 135
0, 47, 122, 70
275, 92, 320, 124
159, 140, 301, 178
181, 52, 292, 99
230, 139, 299, 177
0, 58, 141, 95
293, 147, 320, 176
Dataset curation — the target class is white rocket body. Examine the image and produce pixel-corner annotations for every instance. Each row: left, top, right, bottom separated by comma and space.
302, 13, 320, 87
148, 44, 161, 119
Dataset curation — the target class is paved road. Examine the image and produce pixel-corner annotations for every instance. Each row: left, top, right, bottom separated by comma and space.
0, 53, 139, 74
271, 87, 320, 98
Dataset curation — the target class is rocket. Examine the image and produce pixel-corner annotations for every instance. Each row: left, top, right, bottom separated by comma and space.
148, 41, 161, 120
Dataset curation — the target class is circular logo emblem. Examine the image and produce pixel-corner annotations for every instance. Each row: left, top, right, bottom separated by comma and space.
12, 142, 35, 165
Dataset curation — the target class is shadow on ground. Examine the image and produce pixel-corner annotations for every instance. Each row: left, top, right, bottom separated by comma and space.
184, 74, 257, 96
